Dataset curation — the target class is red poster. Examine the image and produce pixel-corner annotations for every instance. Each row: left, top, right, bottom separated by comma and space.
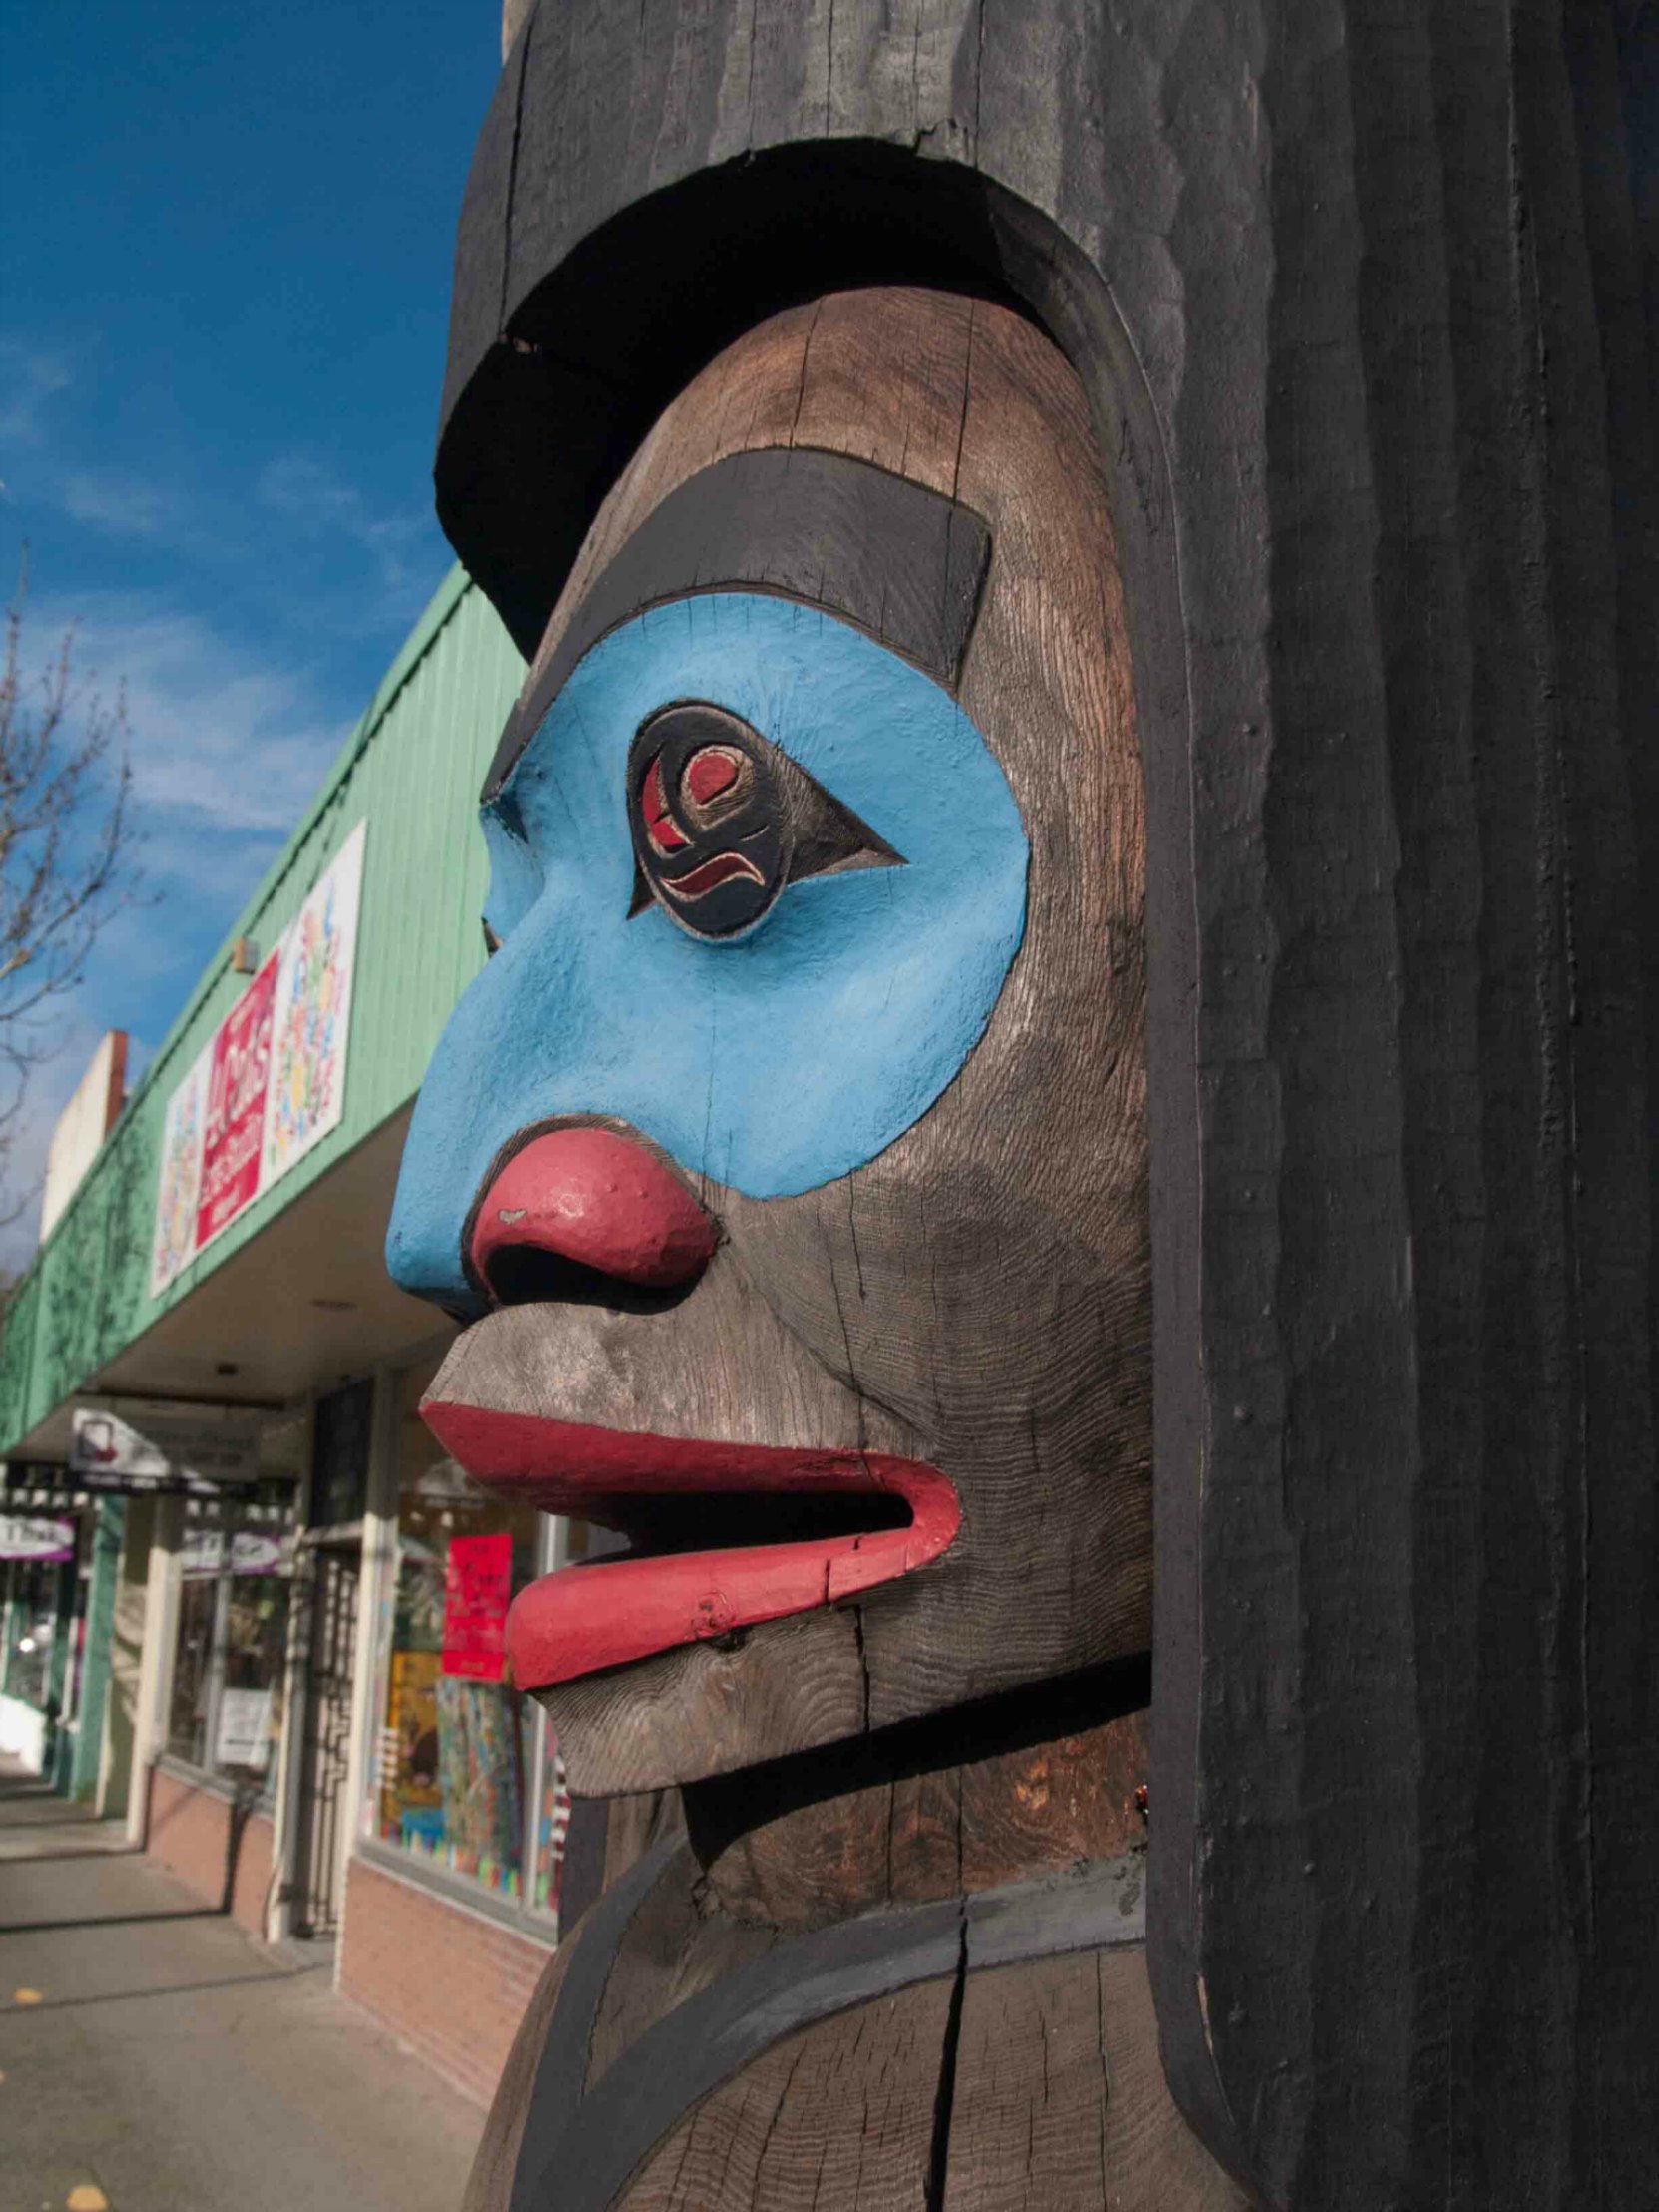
442, 1531, 513, 1682
195, 953, 278, 1247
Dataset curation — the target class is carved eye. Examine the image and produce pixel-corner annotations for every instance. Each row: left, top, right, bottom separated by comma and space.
626, 703, 901, 940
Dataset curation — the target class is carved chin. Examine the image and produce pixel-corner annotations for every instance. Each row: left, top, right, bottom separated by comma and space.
531, 1606, 874, 1796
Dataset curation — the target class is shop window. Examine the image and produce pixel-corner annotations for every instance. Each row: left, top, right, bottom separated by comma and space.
166, 1572, 218, 1766
165, 1489, 296, 1787
310, 1379, 372, 1529
371, 1358, 568, 1923
4, 1559, 64, 1710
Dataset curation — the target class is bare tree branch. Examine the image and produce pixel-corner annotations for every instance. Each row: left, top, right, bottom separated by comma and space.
0, 564, 143, 1229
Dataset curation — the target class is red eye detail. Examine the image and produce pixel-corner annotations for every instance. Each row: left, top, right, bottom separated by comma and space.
641, 755, 689, 854
683, 746, 742, 807
661, 852, 767, 902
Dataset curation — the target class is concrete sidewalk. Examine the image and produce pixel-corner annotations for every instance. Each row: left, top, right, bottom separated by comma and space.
0, 1760, 484, 2212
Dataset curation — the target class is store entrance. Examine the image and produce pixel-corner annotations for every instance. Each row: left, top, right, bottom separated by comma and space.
290, 1542, 359, 1937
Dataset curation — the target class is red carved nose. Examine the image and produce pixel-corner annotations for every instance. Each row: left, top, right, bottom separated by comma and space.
470, 1128, 717, 1299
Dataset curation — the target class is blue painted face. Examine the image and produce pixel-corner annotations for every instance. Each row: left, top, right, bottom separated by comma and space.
385, 590, 1029, 1307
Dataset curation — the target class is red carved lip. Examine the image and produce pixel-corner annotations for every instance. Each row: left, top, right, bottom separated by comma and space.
421, 1400, 961, 1690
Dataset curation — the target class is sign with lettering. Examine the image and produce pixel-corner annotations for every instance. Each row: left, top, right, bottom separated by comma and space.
196, 950, 277, 1246
441, 1531, 514, 1682
0, 1515, 75, 1563
70, 1406, 262, 1494
149, 822, 365, 1295
214, 1685, 275, 1771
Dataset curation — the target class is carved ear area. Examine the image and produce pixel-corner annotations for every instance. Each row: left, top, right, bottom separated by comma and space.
626, 701, 903, 939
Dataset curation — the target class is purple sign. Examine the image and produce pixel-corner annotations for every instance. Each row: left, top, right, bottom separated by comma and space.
0, 1513, 76, 1563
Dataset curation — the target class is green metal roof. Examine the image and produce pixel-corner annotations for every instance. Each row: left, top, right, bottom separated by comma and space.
0, 567, 522, 1453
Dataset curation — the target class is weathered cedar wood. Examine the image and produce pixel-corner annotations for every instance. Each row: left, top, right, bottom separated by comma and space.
437, 4, 1659, 2205
438, 289, 1151, 1791
451, 288, 1200, 2206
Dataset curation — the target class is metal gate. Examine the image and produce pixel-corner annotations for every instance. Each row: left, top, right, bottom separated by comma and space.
290, 1542, 359, 1937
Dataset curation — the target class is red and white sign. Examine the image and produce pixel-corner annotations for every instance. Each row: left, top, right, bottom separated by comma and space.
196, 951, 277, 1246
149, 822, 365, 1295
441, 1531, 514, 1683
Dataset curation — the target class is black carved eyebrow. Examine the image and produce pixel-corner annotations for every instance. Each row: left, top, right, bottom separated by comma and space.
481, 447, 992, 802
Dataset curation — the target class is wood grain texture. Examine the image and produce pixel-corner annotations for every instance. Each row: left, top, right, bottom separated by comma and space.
434, 7, 1659, 2203
620, 1978, 955, 2212
942, 1948, 1247, 2212
601, 1787, 685, 1897
584, 1842, 778, 2089
476, 1892, 1241, 2212
689, 1704, 1149, 1933
464, 1671, 1229, 2211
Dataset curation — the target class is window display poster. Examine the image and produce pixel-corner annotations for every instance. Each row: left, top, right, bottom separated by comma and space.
148, 820, 366, 1296
214, 1685, 274, 1771
442, 1531, 513, 1682
435, 1676, 523, 1890
380, 1649, 443, 1845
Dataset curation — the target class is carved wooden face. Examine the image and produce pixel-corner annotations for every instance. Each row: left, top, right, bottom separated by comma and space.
387, 290, 1148, 1793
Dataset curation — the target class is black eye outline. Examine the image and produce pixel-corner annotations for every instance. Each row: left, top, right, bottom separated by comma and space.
625, 702, 902, 941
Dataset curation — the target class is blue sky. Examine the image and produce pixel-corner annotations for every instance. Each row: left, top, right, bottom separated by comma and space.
1, 0, 503, 1256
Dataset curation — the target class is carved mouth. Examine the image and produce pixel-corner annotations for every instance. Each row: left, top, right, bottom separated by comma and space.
420, 1401, 960, 1689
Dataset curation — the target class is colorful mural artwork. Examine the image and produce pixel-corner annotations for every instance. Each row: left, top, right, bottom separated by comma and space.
149, 1049, 209, 1295
264, 818, 366, 1186
148, 821, 366, 1296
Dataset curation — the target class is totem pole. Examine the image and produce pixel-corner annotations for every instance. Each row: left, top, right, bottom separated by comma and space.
388, 5, 1658, 2208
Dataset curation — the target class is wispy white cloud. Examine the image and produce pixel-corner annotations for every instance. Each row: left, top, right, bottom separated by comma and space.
60, 470, 180, 539
34, 594, 352, 843
258, 450, 431, 622
0, 337, 73, 448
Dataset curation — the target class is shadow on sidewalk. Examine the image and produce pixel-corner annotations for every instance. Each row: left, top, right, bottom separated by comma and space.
4, 1960, 331, 2013
0, 1906, 220, 1936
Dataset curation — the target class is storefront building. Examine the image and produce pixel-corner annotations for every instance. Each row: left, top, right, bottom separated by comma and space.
0, 568, 561, 2103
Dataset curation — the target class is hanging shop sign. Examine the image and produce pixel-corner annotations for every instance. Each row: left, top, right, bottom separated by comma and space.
0, 1514, 76, 1562
69, 1406, 264, 1494
442, 1531, 513, 1682
149, 821, 366, 1295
